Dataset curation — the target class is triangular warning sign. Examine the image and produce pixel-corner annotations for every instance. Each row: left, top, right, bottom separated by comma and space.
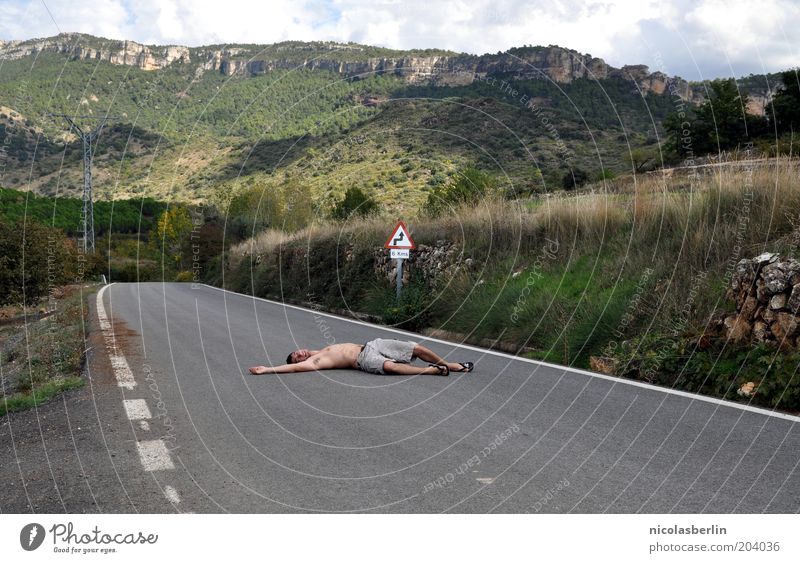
384, 221, 416, 249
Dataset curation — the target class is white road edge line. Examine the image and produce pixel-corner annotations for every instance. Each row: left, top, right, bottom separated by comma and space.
97, 284, 136, 389
201, 283, 800, 423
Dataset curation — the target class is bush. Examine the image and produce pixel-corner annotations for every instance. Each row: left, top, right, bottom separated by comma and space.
425, 166, 497, 216
331, 187, 378, 220
605, 336, 800, 412
0, 218, 72, 306
562, 167, 589, 190
175, 270, 194, 282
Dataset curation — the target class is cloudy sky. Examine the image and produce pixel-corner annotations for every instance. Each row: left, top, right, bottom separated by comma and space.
1, 0, 796, 80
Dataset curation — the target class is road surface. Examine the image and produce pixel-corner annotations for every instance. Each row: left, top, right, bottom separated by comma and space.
2, 282, 799, 513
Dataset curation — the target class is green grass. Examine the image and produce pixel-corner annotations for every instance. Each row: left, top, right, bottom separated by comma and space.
0, 377, 84, 417
220, 158, 800, 411
0, 285, 94, 416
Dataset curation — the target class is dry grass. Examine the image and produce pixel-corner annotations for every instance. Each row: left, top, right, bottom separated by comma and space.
230, 157, 800, 273
532, 193, 627, 243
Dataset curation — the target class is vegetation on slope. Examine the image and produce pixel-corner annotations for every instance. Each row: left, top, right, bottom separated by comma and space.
220, 158, 800, 412
0, 285, 90, 417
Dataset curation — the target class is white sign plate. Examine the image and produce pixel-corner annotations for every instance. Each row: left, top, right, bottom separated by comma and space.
390, 249, 410, 259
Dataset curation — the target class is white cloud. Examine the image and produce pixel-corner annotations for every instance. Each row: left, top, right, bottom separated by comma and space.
0, 0, 796, 79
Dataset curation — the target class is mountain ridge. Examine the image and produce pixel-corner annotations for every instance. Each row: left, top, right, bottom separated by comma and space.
0, 32, 786, 207
0, 32, 727, 104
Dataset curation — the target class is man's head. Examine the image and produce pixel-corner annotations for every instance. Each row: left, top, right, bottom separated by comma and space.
286, 349, 311, 364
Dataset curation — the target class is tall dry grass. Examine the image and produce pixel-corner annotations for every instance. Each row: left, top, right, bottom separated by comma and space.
230, 157, 800, 273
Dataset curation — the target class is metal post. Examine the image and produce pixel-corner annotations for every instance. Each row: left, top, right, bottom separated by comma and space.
81, 130, 95, 253
396, 258, 404, 300
48, 114, 117, 254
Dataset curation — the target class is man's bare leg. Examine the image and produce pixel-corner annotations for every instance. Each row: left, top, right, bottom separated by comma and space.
412, 344, 468, 371
382, 361, 446, 376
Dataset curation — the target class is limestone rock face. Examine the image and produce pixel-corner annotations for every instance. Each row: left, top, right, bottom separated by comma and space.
0, 33, 189, 70
0, 33, 707, 102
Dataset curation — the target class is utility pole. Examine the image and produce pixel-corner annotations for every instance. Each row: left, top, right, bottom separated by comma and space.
48, 113, 117, 254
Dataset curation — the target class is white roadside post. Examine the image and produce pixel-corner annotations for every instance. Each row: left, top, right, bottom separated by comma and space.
384, 221, 416, 301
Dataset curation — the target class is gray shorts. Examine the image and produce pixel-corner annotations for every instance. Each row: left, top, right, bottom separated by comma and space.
356, 338, 418, 374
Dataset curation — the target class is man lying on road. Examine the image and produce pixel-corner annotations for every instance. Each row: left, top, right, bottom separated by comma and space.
249, 338, 474, 376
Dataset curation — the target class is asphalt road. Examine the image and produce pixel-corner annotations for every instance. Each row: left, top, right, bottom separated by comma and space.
3, 281, 800, 513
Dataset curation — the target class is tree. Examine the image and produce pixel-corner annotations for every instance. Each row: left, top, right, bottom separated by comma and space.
331, 187, 378, 220
769, 70, 800, 135
425, 166, 497, 215
152, 207, 193, 269
226, 184, 283, 241
562, 167, 588, 190
665, 78, 765, 158
626, 146, 658, 172
281, 179, 314, 231
0, 218, 69, 306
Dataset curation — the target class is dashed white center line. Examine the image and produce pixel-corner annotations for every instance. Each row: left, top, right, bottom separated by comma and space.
164, 485, 181, 504
123, 399, 152, 420
96, 286, 136, 389
136, 440, 176, 471
97, 284, 178, 507
476, 477, 495, 485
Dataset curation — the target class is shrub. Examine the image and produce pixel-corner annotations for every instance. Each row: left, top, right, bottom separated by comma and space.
425, 166, 497, 216
331, 187, 379, 220
562, 167, 589, 190
0, 218, 71, 306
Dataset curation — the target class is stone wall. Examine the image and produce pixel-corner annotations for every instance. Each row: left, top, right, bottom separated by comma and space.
373, 241, 466, 286
720, 253, 800, 347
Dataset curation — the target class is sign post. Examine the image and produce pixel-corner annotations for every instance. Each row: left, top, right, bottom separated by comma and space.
384, 221, 416, 300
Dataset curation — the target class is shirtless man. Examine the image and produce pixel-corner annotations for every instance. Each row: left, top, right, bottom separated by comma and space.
248, 338, 474, 376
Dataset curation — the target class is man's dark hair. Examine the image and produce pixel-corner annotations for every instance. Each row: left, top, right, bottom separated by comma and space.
286, 353, 295, 364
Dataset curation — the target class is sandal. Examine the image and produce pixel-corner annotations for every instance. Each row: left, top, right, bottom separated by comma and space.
430, 364, 450, 376
452, 362, 474, 373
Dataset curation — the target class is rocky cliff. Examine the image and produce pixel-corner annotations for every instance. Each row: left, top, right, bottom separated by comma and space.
0, 33, 190, 70
0, 32, 709, 102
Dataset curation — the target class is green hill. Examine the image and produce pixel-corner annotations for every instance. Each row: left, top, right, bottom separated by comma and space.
0, 34, 786, 212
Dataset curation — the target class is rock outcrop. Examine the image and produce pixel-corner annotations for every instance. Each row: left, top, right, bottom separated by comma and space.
0, 33, 710, 102
0, 33, 190, 70
716, 253, 800, 348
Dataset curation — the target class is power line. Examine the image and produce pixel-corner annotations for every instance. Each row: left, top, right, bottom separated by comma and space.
47, 113, 119, 254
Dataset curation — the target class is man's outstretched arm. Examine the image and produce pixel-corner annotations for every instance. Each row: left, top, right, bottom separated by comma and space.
249, 362, 310, 374
249, 355, 337, 375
